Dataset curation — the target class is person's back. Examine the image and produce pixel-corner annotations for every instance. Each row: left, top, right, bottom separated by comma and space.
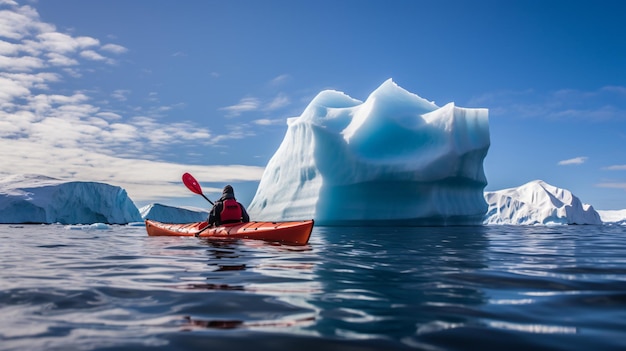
208, 185, 250, 226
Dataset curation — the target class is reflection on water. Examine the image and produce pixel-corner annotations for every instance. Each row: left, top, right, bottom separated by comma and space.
184, 314, 316, 330
0, 224, 626, 350
310, 226, 490, 341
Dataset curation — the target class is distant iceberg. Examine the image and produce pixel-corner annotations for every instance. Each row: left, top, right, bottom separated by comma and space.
597, 209, 626, 226
248, 79, 490, 225
484, 180, 602, 225
0, 174, 141, 224
139, 203, 208, 223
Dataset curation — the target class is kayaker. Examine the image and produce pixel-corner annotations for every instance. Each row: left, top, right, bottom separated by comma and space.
208, 185, 250, 226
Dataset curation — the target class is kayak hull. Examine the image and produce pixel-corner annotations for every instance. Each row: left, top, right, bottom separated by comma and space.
145, 219, 314, 245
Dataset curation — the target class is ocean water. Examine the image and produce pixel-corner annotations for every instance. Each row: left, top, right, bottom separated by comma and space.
1, 224, 625, 351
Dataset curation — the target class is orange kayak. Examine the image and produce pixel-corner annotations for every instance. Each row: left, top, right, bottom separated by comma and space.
145, 219, 314, 245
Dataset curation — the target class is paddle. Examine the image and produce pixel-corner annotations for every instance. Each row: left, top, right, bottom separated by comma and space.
182, 172, 215, 237
182, 172, 214, 205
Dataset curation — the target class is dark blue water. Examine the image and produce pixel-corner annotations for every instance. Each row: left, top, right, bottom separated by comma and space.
1, 224, 625, 351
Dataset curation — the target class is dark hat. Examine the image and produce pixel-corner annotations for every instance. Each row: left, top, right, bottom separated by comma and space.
222, 185, 234, 195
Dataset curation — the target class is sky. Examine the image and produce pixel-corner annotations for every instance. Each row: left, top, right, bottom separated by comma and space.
1, 0, 625, 210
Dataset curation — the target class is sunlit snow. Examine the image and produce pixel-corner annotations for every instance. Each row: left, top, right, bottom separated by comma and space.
248, 79, 491, 225
484, 180, 602, 225
597, 209, 626, 226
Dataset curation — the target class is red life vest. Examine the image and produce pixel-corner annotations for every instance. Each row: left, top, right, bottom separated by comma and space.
220, 198, 243, 224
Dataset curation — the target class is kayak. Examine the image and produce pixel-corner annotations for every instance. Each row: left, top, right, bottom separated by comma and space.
145, 219, 314, 245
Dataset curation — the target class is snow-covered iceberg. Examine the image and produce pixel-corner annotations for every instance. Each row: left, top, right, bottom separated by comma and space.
484, 180, 602, 225
597, 210, 626, 226
248, 79, 490, 225
0, 174, 141, 224
140, 203, 208, 223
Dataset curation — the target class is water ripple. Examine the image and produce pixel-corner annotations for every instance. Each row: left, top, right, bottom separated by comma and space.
1, 224, 626, 350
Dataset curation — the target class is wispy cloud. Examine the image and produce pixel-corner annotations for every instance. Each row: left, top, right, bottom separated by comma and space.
37, 32, 99, 53
218, 75, 296, 117
111, 89, 130, 101
101, 43, 127, 54
605, 165, 626, 171
79, 49, 108, 62
270, 74, 290, 86
469, 86, 626, 121
219, 97, 261, 117
209, 123, 256, 144
253, 118, 285, 126
596, 182, 626, 191
265, 93, 290, 111
558, 157, 588, 166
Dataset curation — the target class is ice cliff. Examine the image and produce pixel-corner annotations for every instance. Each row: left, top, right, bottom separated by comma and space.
0, 174, 141, 224
140, 203, 208, 223
596, 209, 626, 226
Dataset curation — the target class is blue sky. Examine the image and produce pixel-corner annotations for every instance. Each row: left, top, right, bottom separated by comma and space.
1, 0, 625, 210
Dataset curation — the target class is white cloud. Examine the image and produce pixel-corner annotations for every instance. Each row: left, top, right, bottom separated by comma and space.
101, 43, 127, 54
605, 165, 626, 171
146, 91, 158, 102
219, 97, 260, 117
270, 74, 290, 86
253, 118, 285, 126
0, 39, 20, 55
558, 157, 587, 166
79, 49, 107, 62
36, 32, 99, 53
0, 75, 31, 103
596, 182, 626, 191
111, 89, 130, 101
0, 4, 55, 40
46, 52, 78, 66
219, 92, 292, 118
0, 54, 44, 71
4, 71, 60, 89
209, 123, 256, 144
265, 93, 289, 110
96, 111, 122, 120
471, 86, 626, 122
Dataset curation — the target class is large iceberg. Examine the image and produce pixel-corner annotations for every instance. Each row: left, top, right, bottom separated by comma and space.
484, 180, 602, 225
0, 174, 141, 224
140, 203, 208, 223
248, 79, 490, 225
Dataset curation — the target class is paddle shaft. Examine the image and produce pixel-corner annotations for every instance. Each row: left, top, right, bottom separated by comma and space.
195, 223, 212, 237
200, 193, 214, 206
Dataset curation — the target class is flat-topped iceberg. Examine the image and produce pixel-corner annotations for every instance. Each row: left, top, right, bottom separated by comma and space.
484, 180, 602, 225
140, 203, 208, 223
248, 79, 490, 225
0, 174, 141, 224
597, 209, 626, 226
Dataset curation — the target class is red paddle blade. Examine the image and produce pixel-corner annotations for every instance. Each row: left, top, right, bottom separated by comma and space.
182, 172, 203, 195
